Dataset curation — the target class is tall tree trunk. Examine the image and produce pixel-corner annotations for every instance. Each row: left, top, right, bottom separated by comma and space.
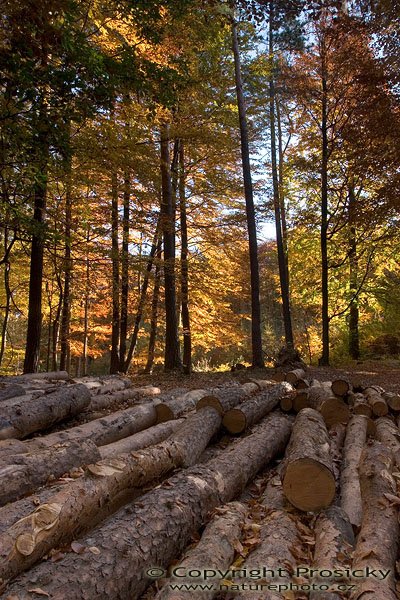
52, 275, 63, 372
160, 124, 181, 371
144, 238, 162, 374
0, 229, 11, 368
269, 10, 294, 348
320, 34, 330, 366
179, 142, 192, 374
23, 98, 49, 373
110, 170, 120, 374
231, 19, 264, 368
348, 182, 360, 359
119, 172, 130, 371
276, 98, 290, 284
123, 220, 161, 373
59, 130, 73, 373
82, 227, 90, 376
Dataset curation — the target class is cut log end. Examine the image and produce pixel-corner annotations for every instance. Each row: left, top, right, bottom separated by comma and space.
320, 398, 350, 428
283, 458, 336, 512
222, 409, 246, 434
155, 404, 174, 423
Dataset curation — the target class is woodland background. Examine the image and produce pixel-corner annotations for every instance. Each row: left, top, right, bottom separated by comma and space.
0, 0, 399, 375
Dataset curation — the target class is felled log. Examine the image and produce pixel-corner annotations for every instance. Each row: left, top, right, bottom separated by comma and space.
310, 506, 355, 600
99, 420, 184, 460
350, 441, 399, 600
329, 423, 346, 495
340, 415, 368, 530
28, 403, 158, 448
331, 378, 352, 397
0, 385, 26, 403
8, 371, 69, 382
88, 387, 159, 412
307, 386, 350, 427
222, 382, 294, 433
0, 440, 101, 506
375, 417, 400, 468
364, 387, 388, 416
156, 389, 207, 423
281, 408, 335, 511
0, 407, 221, 587
232, 476, 304, 599
0, 412, 292, 599
383, 391, 400, 412
0, 384, 91, 440
347, 392, 372, 417
295, 378, 309, 390
196, 386, 247, 415
285, 368, 306, 385
155, 501, 247, 600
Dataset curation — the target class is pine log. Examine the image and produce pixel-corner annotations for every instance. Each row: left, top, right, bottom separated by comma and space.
0, 439, 101, 506
196, 386, 247, 415
0, 407, 222, 587
295, 378, 309, 390
0, 385, 26, 403
0, 413, 292, 600
88, 388, 151, 412
331, 379, 352, 397
307, 386, 350, 427
281, 408, 335, 511
232, 476, 304, 600
6, 371, 69, 382
249, 378, 275, 389
89, 378, 131, 396
310, 506, 355, 600
285, 368, 306, 385
347, 392, 372, 417
99, 419, 184, 460
340, 415, 368, 530
364, 388, 388, 416
280, 394, 293, 412
383, 391, 400, 412
27, 403, 158, 448
154, 501, 247, 600
375, 416, 400, 468
329, 423, 346, 495
156, 389, 208, 423
241, 381, 261, 394
350, 441, 398, 600
222, 382, 294, 433
0, 384, 91, 440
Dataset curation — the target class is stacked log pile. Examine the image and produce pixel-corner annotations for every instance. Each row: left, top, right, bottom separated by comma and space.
0, 370, 399, 599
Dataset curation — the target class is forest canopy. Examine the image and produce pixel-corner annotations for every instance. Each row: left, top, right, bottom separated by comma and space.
0, 0, 399, 375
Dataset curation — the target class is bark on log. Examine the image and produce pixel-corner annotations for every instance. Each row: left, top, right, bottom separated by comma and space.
196, 387, 247, 415
331, 379, 351, 397
0, 385, 26, 403
281, 408, 335, 511
154, 501, 247, 600
350, 441, 399, 600
156, 389, 207, 423
0, 407, 221, 588
28, 403, 158, 448
0, 384, 91, 440
364, 388, 388, 416
5, 371, 69, 382
340, 415, 368, 529
88, 386, 160, 415
307, 386, 350, 427
0, 412, 292, 599
383, 391, 400, 412
241, 381, 261, 394
347, 392, 372, 417
329, 423, 346, 497
99, 419, 184, 460
285, 368, 306, 385
310, 506, 355, 600
375, 417, 400, 468
222, 382, 294, 433
232, 476, 304, 600
0, 439, 101, 506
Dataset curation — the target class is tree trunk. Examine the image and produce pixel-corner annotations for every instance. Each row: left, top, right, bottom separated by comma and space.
364, 388, 388, 416
156, 389, 208, 423
222, 381, 294, 433
340, 415, 368, 529
196, 386, 247, 416
0, 439, 100, 506
350, 442, 398, 600
179, 142, 192, 374
331, 378, 351, 397
0, 384, 91, 440
123, 219, 161, 373
375, 416, 400, 469
231, 19, 264, 368
160, 124, 181, 371
310, 506, 355, 600
119, 171, 130, 370
155, 501, 247, 600
144, 237, 162, 373
347, 391, 372, 417
99, 419, 184, 460
23, 98, 49, 374
0, 407, 222, 588
88, 387, 157, 413
303, 385, 350, 427
0, 385, 26, 403
269, 11, 294, 348
285, 368, 306, 385
110, 169, 120, 374
348, 183, 360, 359
0, 412, 291, 599
383, 391, 400, 411
281, 408, 335, 511
0, 229, 11, 368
